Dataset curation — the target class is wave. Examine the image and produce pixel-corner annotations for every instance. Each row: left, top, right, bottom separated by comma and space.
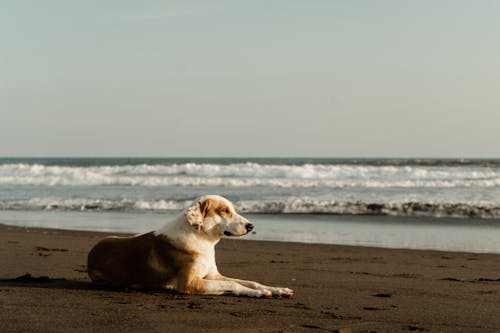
0, 198, 190, 212
236, 199, 500, 218
1, 197, 499, 219
1, 163, 499, 188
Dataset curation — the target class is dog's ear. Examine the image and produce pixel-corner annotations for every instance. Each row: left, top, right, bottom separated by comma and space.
184, 198, 212, 230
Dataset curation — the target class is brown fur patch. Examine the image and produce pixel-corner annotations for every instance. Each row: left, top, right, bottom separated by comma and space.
202, 198, 233, 218
87, 232, 198, 289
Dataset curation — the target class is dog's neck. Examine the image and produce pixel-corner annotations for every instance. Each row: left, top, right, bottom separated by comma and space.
154, 213, 220, 254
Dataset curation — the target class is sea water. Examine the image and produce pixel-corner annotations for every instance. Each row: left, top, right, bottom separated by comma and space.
1, 158, 499, 253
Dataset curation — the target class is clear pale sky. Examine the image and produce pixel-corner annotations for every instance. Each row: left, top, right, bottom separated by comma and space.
1, 1, 499, 158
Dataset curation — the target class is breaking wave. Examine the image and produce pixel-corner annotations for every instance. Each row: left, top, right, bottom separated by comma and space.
1, 160, 499, 219
1, 197, 499, 219
1, 163, 499, 188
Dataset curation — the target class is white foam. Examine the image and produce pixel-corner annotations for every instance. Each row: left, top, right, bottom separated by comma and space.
0, 163, 499, 188
1, 197, 499, 218
1, 162, 499, 218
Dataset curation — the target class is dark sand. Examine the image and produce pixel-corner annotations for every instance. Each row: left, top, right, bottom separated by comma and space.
1, 224, 500, 333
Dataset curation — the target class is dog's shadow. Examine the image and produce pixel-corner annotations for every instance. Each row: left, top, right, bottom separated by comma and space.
0, 273, 177, 295
0, 274, 94, 291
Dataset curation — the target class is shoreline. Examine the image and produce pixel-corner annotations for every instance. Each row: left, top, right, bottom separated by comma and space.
1, 224, 500, 332
2, 210, 500, 255
1, 222, 499, 256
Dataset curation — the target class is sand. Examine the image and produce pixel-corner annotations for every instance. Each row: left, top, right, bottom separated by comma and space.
1, 224, 500, 333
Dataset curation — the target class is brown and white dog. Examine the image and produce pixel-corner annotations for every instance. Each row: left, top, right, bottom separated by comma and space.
87, 195, 294, 298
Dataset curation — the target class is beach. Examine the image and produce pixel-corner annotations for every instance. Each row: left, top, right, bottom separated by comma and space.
4, 0, 500, 330
1, 224, 500, 333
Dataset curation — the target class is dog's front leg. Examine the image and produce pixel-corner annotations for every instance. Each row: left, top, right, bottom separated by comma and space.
179, 276, 271, 298
213, 274, 294, 298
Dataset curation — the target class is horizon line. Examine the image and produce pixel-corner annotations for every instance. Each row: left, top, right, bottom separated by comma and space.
0, 156, 499, 160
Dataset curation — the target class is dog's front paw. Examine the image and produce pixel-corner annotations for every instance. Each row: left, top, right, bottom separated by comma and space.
267, 287, 294, 298
280, 288, 294, 298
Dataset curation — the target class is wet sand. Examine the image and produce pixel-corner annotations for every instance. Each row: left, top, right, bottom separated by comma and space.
1, 224, 500, 332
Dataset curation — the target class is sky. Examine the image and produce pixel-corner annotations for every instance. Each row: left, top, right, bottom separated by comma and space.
1, 0, 499, 158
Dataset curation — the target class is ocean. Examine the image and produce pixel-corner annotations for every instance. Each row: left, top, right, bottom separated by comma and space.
1, 158, 500, 253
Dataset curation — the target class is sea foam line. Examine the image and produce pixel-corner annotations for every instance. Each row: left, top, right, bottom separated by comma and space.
0, 163, 499, 188
1, 197, 499, 218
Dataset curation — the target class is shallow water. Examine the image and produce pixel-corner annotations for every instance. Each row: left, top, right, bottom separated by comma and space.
2, 210, 499, 254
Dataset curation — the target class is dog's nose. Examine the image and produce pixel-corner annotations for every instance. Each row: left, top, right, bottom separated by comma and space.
245, 223, 254, 232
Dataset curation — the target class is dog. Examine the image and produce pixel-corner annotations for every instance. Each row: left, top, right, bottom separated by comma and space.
87, 195, 294, 298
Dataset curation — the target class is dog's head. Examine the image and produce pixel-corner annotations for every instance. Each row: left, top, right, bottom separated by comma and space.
184, 195, 253, 239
